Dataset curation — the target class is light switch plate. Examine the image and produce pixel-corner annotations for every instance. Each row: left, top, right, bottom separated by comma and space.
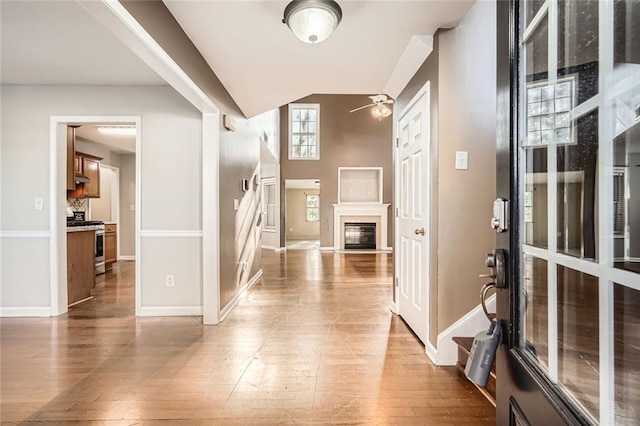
455, 151, 469, 170
34, 197, 44, 210
129, 204, 135, 211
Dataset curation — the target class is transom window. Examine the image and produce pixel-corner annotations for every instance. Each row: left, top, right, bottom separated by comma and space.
306, 194, 319, 222
289, 104, 319, 160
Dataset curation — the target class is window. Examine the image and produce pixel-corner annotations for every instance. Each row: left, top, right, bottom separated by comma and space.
263, 180, 276, 232
289, 104, 319, 160
306, 194, 319, 222
524, 77, 575, 147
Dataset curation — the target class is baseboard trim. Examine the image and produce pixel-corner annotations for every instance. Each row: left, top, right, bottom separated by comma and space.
0, 307, 51, 317
219, 269, 263, 322
0, 231, 51, 238
118, 255, 135, 261
389, 302, 398, 315
319, 247, 334, 251
140, 230, 203, 238
435, 294, 496, 366
425, 341, 438, 365
139, 306, 203, 316
261, 245, 277, 250
275, 247, 287, 252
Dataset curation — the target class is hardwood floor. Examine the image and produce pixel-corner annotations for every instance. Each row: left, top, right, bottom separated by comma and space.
0, 252, 494, 425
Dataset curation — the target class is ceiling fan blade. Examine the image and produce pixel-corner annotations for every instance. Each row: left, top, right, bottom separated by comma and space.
383, 99, 394, 104
349, 103, 376, 113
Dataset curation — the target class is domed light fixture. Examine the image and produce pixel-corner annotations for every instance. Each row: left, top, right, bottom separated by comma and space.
282, 0, 342, 44
371, 104, 392, 121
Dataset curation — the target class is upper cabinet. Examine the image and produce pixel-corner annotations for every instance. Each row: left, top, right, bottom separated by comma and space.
68, 152, 102, 198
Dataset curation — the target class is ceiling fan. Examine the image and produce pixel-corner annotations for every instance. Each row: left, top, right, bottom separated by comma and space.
349, 94, 394, 119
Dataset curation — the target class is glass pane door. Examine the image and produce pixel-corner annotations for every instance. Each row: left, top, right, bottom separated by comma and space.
518, 1, 640, 424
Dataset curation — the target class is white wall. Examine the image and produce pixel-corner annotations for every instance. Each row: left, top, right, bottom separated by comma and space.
0, 85, 202, 314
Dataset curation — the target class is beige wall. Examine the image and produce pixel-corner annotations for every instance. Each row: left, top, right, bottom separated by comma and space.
119, 154, 136, 257
91, 165, 114, 222
395, 0, 497, 345
285, 189, 320, 240
279, 95, 393, 248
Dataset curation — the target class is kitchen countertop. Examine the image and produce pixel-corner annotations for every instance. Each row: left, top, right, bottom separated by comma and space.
67, 225, 102, 233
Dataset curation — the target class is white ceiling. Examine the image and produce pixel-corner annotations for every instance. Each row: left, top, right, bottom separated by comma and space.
75, 125, 136, 154
1, 1, 165, 85
163, 0, 475, 117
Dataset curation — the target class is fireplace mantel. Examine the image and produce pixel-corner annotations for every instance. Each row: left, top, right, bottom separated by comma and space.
332, 203, 391, 251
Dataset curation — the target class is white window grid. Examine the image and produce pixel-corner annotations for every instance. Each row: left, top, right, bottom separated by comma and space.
306, 194, 319, 222
288, 103, 320, 160
519, 1, 640, 425
263, 179, 276, 232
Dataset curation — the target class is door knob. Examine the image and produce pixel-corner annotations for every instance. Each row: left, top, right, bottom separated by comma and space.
414, 228, 425, 236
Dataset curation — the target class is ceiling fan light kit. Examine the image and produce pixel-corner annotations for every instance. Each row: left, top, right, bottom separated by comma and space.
283, 0, 342, 44
349, 94, 394, 120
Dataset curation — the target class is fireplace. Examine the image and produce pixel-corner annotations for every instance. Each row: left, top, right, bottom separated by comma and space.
344, 222, 377, 250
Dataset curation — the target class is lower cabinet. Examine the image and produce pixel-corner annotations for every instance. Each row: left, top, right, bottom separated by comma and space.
105, 224, 117, 269
67, 230, 95, 305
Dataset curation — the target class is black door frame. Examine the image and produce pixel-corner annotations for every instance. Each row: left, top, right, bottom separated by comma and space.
495, 1, 592, 424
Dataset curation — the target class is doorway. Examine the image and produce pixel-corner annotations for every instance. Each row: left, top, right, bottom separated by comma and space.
50, 116, 141, 316
284, 179, 320, 250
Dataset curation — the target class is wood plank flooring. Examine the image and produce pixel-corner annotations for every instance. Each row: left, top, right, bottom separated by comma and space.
0, 251, 494, 425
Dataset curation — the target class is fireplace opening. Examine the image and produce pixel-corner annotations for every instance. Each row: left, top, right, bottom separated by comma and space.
344, 222, 376, 250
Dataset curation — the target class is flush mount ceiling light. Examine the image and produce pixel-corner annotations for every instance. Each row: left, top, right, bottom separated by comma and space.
282, 0, 343, 44
97, 126, 136, 136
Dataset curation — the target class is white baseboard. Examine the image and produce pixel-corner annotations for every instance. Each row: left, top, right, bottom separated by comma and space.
219, 269, 263, 322
0, 307, 51, 317
435, 294, 496, 366
425, 341, 438, 365
261, 245, 277, 250
389, 302, 398, 314
319, 247, 334, 251
275, 247, 287, 252
118, 255, 135, 261
139, 306, 203, 316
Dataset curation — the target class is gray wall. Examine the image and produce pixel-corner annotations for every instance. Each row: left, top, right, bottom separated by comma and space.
279, 94, 393, 248
395, 0, 497, 345
119, 154, 136, 257
122, 0, 268, 310
0, 85, 202, 311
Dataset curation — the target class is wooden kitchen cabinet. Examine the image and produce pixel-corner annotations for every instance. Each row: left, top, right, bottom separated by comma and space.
105, 224, 117, 268
68, 152, 102, 198
67, 230, 95, 305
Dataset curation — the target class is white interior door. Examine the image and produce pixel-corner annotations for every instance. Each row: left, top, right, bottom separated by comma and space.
396, 85, 430, 344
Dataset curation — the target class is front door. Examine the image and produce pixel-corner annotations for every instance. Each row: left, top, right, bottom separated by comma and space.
496, 1, 640, 424
396, 83, 430, 344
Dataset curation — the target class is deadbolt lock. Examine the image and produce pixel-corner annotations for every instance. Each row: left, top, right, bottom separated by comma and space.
480, 249, 507, 289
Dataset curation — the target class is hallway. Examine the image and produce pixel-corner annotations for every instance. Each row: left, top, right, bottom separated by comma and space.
0, 251, 494, 424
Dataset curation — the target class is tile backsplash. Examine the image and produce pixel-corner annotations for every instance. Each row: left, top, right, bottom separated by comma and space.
68, 197, 88, 213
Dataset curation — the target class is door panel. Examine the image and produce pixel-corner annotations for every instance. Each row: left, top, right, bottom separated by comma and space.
497, 1, 640, 425
397, 89, 430, 344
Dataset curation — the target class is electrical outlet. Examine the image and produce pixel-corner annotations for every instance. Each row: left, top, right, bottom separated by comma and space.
34, 197, 44, 210
165, 275, 175, 287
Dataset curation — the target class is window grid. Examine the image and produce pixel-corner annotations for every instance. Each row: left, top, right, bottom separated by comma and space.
306, 194, 319, 222
289, 104, 319, 160
263, 181, 276, 232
